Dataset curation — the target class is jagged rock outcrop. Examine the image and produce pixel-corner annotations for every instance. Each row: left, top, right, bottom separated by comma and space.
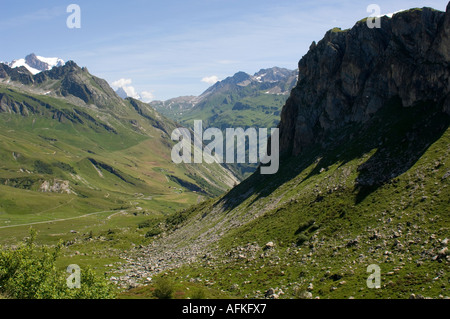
25, 53, 49, 71
39, 179, 73, 194
279, 5, 450, 156
0, 63, 34, 85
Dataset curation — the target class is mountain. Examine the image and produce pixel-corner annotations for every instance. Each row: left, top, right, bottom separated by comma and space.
119, 5, 450, 299
152, 67, 298, 179
0, 60, 238, 228
0, 60, 128, 110
115, 87, 129, 99
279, 9, 450, 157
150, 96, 199, 112
197, 67, 298, 102
3, 53, 64, 75
152, 67, 298, 128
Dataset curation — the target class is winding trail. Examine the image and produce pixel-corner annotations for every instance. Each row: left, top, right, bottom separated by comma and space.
0, 210, 116, 230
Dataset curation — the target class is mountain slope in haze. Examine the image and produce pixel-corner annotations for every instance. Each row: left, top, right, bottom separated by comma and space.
0, 61, 238, 228
119, 5, 450, 299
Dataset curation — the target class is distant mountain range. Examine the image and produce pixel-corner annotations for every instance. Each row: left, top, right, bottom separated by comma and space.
151, 67, 298, 179
0, 53, 298, 180
151, 67, 298, 124
2, 53, 64, 75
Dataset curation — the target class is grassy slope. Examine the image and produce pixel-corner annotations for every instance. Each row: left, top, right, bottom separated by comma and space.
156, 88, 287, 129
130, 100, 449, 299
0, 85, 237, 282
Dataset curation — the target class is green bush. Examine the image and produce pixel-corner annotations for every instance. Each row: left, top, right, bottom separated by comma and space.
296, 234, 309, 246
33, 160, 53, 174
190, 288, 206, 299
138, 220, 152, 229
152, 277, 174, 299
0, 229, 117, 299
145, 228, 162, 238
54, 161, 76, 174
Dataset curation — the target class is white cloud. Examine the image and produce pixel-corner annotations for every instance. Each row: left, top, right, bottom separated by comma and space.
122, 86, 140, 99
201, 75, 219, 85
111, 78, 132, 88
111, 78, 140, 99
140, 91, 154, 102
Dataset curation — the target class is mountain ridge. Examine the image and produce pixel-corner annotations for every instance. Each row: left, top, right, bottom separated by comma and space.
152, 66, 297, 113
0, 60, 127, 110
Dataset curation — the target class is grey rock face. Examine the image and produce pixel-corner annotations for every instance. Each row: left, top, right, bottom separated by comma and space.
25, 54, 50, 72
279, 6, 450, 156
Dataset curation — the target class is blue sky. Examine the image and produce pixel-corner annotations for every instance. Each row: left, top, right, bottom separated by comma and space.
0, 0, 447, 101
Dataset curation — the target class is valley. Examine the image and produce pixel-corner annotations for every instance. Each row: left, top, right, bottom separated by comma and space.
0, 60, 238, 298
0, 3, 449, 301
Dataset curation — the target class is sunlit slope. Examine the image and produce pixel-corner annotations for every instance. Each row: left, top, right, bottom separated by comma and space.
0, 85, 237, 227
123, 99, 449, 299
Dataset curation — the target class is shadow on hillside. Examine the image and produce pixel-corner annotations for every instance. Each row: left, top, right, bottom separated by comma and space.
217, 98, 449, 210
353, 106, 449, 203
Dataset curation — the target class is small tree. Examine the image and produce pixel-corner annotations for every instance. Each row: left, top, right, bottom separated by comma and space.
0, 229, 117, 299
190, 288, 206, 299
153, 277, 174, 299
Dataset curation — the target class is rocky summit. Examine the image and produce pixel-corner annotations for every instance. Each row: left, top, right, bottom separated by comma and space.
279, 6, 450, 157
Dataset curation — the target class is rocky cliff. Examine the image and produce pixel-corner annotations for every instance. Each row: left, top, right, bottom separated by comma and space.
279, 5, 450, 156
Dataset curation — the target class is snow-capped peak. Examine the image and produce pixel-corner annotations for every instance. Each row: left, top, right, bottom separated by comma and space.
35, 55, 64, 68
5, 53, 65, 75
8, 58, 40, 74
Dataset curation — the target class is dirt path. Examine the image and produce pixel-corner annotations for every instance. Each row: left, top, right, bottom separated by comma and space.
36, 198, 75, 215
106, 210, 126, 220
0, 210, 116, 229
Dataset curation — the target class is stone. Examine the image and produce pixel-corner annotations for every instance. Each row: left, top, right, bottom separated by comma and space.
301, 291, 313, 299
438, 247, 448, 257
265, 288, 276, 298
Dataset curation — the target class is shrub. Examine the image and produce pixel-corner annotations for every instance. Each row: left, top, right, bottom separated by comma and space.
296, 234, 309, 246
54, 162, 76, 174
152, 277, 174, 299
145, 228, 162, 238
33, 160, 53, 175
190, 288, 206, 299
138, 220, 152, 229
0, 229, 117, 299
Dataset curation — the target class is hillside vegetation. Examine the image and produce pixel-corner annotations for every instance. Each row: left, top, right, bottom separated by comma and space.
117, 6, 450, 299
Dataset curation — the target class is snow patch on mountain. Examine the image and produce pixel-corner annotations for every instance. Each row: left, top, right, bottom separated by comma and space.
9, 59, 41, 74
4, 53, 65, 75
